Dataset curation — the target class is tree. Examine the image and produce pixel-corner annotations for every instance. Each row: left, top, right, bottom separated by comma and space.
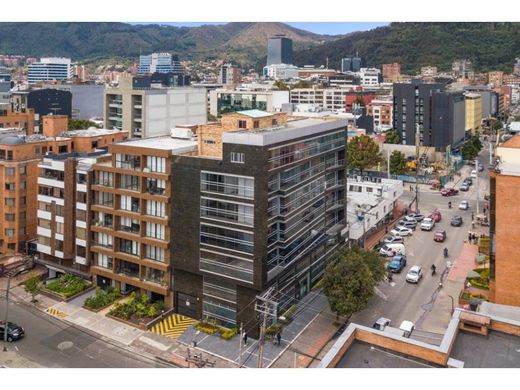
68, 119, 101, 130
24, 275, 42, 303
462, 141, 479, 161
352, 246, 386, 284
292, 80, 312, 89
322, 248, 382, 321
273, 80, 289, 91
347, 135, 383, 174
492, 120, 503, 131
384, 129, 400, 144
389, 150, 407, 174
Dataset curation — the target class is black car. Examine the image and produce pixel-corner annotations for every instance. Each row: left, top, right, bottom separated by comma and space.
451, 215, 463, 227
464, 177, 473, 186
0, 321, 25, 342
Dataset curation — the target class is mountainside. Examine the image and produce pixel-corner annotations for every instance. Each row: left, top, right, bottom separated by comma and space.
293, 22, 520, 73
0, 22, 334, 67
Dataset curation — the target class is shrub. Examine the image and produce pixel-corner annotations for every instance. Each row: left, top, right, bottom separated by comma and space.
469, 279, 490, 290
279, 304, 298, 324
195, 322, 220, 335
108, 292, 164, 321
266, 323, 282, 338
84, 287, 122, 310
220, 327, 238, 340
45, 274, 90, 298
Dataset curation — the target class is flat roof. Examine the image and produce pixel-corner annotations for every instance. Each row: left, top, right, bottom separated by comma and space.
336, 341, 436, 368
64, 128, 125, 137
236, 109, 273, 118
117, 136, 197, 153
449, 331, 520, 368
222, 118, 347, 147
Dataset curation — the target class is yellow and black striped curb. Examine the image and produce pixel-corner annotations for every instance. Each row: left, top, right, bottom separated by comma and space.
149, 314, 197, 339
46, 307, 68, 318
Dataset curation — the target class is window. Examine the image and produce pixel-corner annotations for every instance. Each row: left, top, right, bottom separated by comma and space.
77, 191, 87, 204
230, 152, 245, 164
39, 236, 51, 246
146, 200, 165, 217
95, 171, 113, 186
20, 181, 26, 189
146, 223, 165, 240
200, 224, 254, 254
201, 198, 254, 225
38, 218, 51, 229
238, 120, 247, 129
201, 172, 254, 198
97, 253, 113, 269
119, 239, 140, 256
55, 240, 64, 251
272, 119, 278, 126
56, 205, 64, 217
97, 233, 112, 248
5, 198, 15, 207
97, 191, 113, 207
145, 245, 165, 262
116, 153, 141, 170
253, 120, 259, 129
5, 183, 15, 191
56, 222, 64, 234
5, 213, 15, 222
7, 151, 13, 160
38, 201, 52, 212
5, 167, 15, 176
120, 174, 140, 191
120, 217, 140, 234
204, 139, 216, 145
76, 209, 87, 222
121, 195, 140, 213
19, 165, 26, 175
58, 145, 67, 153
76, 245, 86, 258
146, 156, 166, 173
146, 178, 165, 195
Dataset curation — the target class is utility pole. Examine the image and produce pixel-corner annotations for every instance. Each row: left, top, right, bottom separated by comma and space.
254, 289, 277, 368
387, 148, 390, 178
415, 123, 420, 213
238, 322, 244, 367
3, 276, 10, 351
257, 311, 268, 368
475, 158, 480, 216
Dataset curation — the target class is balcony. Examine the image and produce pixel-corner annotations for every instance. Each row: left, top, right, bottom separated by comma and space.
120, 224, 140, 234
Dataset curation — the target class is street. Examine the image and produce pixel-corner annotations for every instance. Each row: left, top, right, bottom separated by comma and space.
0, 298, 168, 368
350, 146, 491, 332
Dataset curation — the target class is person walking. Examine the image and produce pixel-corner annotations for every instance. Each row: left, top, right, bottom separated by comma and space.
385, 225, 388, 234
276, 331, 281, 346
243, 331, 248, 346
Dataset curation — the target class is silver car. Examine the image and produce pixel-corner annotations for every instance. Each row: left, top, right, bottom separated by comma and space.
390, 226, 413, 237
420, 217, 435, 231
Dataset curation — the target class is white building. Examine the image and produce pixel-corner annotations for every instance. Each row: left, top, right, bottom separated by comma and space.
290, 88, 359, 111
265, 64, 299, 80
342, 177, 404, 243
28, 57, 73, 84
209, 89, 289, 117
138, 53, 184, 75
359, 68, 382, 87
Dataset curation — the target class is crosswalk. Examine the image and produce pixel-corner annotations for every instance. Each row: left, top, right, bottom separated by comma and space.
149, 314, 197, 339
46, 307, 68, 318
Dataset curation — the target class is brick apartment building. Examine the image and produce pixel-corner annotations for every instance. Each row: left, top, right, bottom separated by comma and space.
367, 98, 393, 130
489, 135, 520, 306
0, 104, 35, 133
382, 63, 401, 81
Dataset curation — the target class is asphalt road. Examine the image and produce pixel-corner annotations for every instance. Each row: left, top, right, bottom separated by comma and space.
350, 146, 491, 331
0, 299, 168, 368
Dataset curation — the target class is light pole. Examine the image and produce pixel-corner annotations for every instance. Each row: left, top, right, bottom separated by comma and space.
3, 276, 10, 351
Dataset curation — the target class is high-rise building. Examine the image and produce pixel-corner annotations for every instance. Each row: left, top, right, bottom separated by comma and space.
341, 56, 362, 73
89, 134, 198, 307
367, 98, 393, 130
464, 92, 482, 134
138, 53, 184, 75
171, 110, 347, 330
209, 89, 289, 117
104, 75, 207, 138
218, 64, 241, 85
488, 71, 504, 87
452, 59, 473, 79
267, 36, 293, 66
28, 58, 73, 85
11, 89, 73, 123
393, 81, 465, 150
421, 66, 438, 78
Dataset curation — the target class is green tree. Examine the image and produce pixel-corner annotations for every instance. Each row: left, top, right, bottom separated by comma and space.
462, 141, 479, 161
292, 80, 312, 89
351, 246, 386, 284
207, 113, 218, 122
322, 248, 381, 321
491, 120, 503, 131
273, 80, 289, 91
347, 135, 383, 174
24, 275, 42, 303
384, 129, 400, 144
389, 150, 407, 174
68, 119, 101, 130
470, 135, 482, 151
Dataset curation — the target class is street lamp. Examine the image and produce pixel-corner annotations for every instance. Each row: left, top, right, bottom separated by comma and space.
3, 275, 10, 351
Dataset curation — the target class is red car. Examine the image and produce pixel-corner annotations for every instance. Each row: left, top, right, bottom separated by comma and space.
429, 210, 442, 222
441, 188, 459, 197
434, 230, 447, 242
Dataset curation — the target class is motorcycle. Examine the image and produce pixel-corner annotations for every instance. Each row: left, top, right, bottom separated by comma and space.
448, 201, 452, 209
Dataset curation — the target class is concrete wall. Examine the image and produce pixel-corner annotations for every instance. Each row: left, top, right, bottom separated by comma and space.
380, 143, 437, 161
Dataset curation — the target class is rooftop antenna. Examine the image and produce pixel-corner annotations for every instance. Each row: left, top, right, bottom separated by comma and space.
326, 57, 329, 69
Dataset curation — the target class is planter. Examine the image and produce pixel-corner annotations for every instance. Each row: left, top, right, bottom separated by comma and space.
83, 296, 124, 313
40, 285, 94, 302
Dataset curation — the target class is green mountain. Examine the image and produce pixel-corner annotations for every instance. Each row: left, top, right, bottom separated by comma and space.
0, 22, 335, 67
293, 22, 520, 73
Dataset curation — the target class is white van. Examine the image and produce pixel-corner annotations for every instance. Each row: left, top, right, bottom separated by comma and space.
379, 243, 406, 257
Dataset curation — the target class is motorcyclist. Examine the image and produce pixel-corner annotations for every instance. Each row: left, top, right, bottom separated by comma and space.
431, 264, 437, 275
448, 201, 452, 209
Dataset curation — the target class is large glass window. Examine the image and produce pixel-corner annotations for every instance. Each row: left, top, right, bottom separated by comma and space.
200, 250, 253, 284
95, 171, 113, 187
144, 245, 165, 262
119, 239, 140, 256
146, 223, 165, 240
200, 198, 254, 226
120, 174, 140, 191
120, 195, 140, 213
146, 200, 166, 217
146, 156, 166, 173
202, 277, 237, 328
146, 178, 166, 195
201, 172, 254, 198
200, 224, 254, 254
97, 254, 113, 269
115, 154, 141, 170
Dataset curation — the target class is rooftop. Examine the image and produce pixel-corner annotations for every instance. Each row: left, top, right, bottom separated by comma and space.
61, 128, 125, 137
236, 109, 273, 118
500, 133, 520, 148
117, 136, 197, 153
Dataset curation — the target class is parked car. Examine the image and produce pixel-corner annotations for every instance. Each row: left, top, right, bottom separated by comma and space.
471, 170, 477, 178
0, 321, 25, 342
372, 317, 391, 331
429, 210, 442, 222
398, 219, 417, 230
478, 164, 484, 172
399, 320, 415, 338
420, 217, 435, 231
408, 213, 425, 222
379, 243, 406, 257
459, 183, 469, 192
406, 266, 423, 283
403, 215, 418, 223
464, 177, 473, 186
383, 235, 404, 244
387, 255, 407, 273
441, 188, 459, 196
390, 226, 413, 237
373, 240, 385, 252
434, 229, 447, 242
459, 200, 469, 210
451, 215, 463, 227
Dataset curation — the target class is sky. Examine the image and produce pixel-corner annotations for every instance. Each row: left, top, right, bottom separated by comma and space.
131, 22, 389, 36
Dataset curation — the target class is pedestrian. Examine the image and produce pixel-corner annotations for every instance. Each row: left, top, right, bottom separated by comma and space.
385, 225, 388, 234
392, 249, 397, 256
243, 331, 248, 346
276, 331, 281, 346
468, 233, 472, 242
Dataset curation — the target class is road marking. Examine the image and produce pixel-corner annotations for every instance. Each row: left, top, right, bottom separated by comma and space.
374, 287, 387, 301
46, 307, 68, 318
149, 314, 197, 340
